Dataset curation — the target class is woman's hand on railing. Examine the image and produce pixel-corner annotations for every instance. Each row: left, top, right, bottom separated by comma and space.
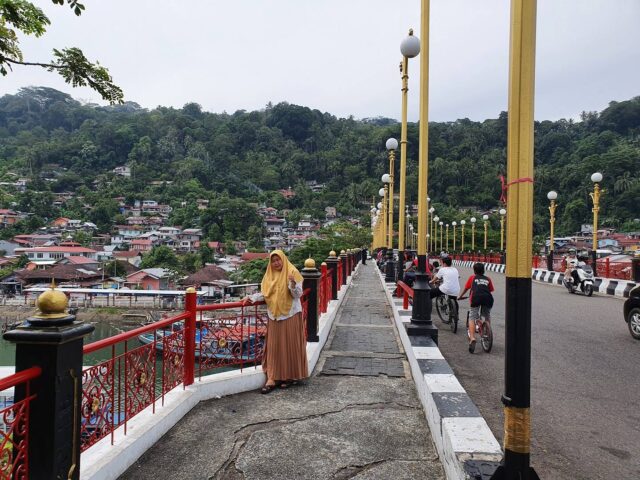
241, 296, 253, 306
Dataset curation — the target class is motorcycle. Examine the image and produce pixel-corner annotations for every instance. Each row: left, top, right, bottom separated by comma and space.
563, 262, 595, 296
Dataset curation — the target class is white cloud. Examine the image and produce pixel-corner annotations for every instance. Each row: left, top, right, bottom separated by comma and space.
2, 0, 638, 121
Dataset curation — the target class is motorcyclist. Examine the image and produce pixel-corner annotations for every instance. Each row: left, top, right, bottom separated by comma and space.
564, 248, 579, 284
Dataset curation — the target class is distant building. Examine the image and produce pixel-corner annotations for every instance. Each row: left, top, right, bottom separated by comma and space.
325, 207, 337, 219
0, 209, 20, 227
125, 268, 173, 290
278, 187, 296, 199
113, 166, 131, 177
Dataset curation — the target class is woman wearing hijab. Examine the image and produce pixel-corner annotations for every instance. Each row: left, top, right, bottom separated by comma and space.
243, 250, 308, 394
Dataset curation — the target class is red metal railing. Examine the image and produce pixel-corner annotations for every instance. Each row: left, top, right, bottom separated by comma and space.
0, 366, 41, 479
80, 311, 190, 451
195, 301, 268, 377
80, 286, 316, 452
395, 281, 414, 310
452, 253, 632, 281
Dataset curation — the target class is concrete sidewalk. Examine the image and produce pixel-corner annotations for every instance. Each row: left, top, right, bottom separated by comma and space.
120, 264, 444, 480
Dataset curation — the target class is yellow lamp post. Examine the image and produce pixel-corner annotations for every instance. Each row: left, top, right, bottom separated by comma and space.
439, 221, 444, 252
547, 191, 557, 270
590, 172, 603, 265
428, 206, 435, 253
433, 216, 439, 252
452, 221, 457, 251
470, 217, 477, 251
494, 1, 539, 477
460, 220, 466, 251
483, 214, 489, 251
445, 223, 449, 251
499, 208, 506, 251
379, 188, 387, 249
398, 29, 420, 262
384, 141, 397, 250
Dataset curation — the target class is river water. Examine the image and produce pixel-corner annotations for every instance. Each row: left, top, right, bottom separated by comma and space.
0, 318, 140, 367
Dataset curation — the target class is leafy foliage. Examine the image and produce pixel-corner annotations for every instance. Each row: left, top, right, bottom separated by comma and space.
0, 88, 638, 244
0, 1, 123, 103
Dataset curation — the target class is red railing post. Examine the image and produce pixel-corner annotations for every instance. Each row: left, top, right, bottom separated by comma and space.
403, 290, 409, 310
605, 257, 610, 278
184, 287, 197, 387
320, 262, 328, 314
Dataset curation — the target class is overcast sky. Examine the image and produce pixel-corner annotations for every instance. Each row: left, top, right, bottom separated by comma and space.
2, 0, 639, 122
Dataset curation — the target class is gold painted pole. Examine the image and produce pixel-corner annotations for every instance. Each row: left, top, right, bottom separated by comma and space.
548, 200, 556, 253
453, 223, 457, 251
445, 224, 449, 251
383, 186, 388, 249
398, 54, 410, 252
472, 221, 476, 251
416, 0, 429, 257
388, 150, 395, 250
484, 221, 488, 250
439, 222, 443, 251
461, 222, 466, 251
493, 1, 539, 477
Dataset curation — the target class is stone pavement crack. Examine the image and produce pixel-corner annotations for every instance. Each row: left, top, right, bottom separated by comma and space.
233, 400, 418, 437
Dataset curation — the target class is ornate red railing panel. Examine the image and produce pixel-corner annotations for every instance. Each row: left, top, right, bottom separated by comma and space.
196, 304, 268, 375
0, 366, 40, 480
80, 312, 189, 452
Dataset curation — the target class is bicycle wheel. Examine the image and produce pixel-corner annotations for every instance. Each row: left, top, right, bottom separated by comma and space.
481, 321, 493, 353
436, 296, 450, 323
449, 299, 458, 334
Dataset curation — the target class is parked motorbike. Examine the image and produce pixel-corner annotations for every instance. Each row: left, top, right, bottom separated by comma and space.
563, 262, 595, 296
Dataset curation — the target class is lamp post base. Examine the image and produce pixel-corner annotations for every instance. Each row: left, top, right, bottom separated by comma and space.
385, 249, 395, 282
407, 258, 438, 344
546, 253, 553, 272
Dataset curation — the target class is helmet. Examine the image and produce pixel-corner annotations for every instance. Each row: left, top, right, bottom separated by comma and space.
568, 248, 576, 255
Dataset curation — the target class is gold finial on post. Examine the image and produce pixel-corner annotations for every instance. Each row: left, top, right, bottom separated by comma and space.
34, 278, 69, 319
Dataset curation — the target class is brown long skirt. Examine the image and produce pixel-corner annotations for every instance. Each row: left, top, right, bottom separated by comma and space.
262, 312, 308, 382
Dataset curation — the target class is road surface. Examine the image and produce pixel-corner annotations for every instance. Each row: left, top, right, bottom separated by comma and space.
436, 265, 640, 480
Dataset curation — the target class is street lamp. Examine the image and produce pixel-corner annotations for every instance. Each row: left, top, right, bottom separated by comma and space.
439, 221, 444, 252
398, 29, 420, 285
428, 207, 435, 253
483, 214, 489, 251
460, 220, 466, 251
406, 3, 436, 340
385, 140, 398, 282
499, 208, 506, 252
547, 191, 557, 270
590, 172, 603, 265
378, 190, 385, 251
445, 223, 449, 251
433, 216, 439, 252
452, 221, 457, 251
470, 217, 477, 251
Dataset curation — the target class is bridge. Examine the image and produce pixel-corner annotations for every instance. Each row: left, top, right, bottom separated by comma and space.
1, 249, 638, 479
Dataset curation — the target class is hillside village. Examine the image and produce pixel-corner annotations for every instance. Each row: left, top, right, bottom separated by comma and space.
0, 182, 361, 297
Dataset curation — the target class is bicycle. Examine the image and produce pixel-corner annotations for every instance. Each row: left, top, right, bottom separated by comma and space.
435, 294, 459, 334
459, 297, 493, 353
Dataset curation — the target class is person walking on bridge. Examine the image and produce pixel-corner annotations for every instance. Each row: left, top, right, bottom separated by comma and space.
243, 250, 308, 394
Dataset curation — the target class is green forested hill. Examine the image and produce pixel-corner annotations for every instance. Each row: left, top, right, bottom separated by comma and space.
0, 87, 638, 239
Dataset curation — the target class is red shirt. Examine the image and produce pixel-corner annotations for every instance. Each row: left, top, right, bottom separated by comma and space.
464, 274, 495, 304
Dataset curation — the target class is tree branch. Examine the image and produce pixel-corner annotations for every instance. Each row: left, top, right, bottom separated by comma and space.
4, 57, 63, 69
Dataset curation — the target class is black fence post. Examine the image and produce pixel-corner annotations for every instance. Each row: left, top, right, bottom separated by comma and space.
325, 251, 340, 300
301, 258, 321, 342
4, 286, 94, 480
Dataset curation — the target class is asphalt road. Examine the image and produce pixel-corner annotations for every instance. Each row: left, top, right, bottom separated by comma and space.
436, 266, 640, 480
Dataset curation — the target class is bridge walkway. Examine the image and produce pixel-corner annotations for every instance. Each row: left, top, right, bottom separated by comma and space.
120, 263, 444, 479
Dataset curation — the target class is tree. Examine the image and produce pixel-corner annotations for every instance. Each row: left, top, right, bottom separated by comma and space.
140, 246, 180, 271
0, 1, 123, 103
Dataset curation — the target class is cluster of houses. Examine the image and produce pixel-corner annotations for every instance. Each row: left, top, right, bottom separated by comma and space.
257, 205, 338, 252
547, 226, 640, 256
0, 235, 233, 297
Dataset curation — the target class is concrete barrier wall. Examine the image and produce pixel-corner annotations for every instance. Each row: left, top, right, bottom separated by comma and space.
452, 260, 637, 298
379, 273, 501, 480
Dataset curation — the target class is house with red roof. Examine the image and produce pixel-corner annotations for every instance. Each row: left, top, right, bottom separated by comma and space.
131, 239, 153, 252
240, 252, 270, 262
15, 246, 98, 266
125, 268, 173, 290
207, 241, 225, 254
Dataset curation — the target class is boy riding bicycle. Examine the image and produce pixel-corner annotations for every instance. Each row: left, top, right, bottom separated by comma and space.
458, 262, 495, 353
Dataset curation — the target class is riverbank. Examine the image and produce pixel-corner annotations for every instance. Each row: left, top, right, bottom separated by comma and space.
0, 305, 182, 327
